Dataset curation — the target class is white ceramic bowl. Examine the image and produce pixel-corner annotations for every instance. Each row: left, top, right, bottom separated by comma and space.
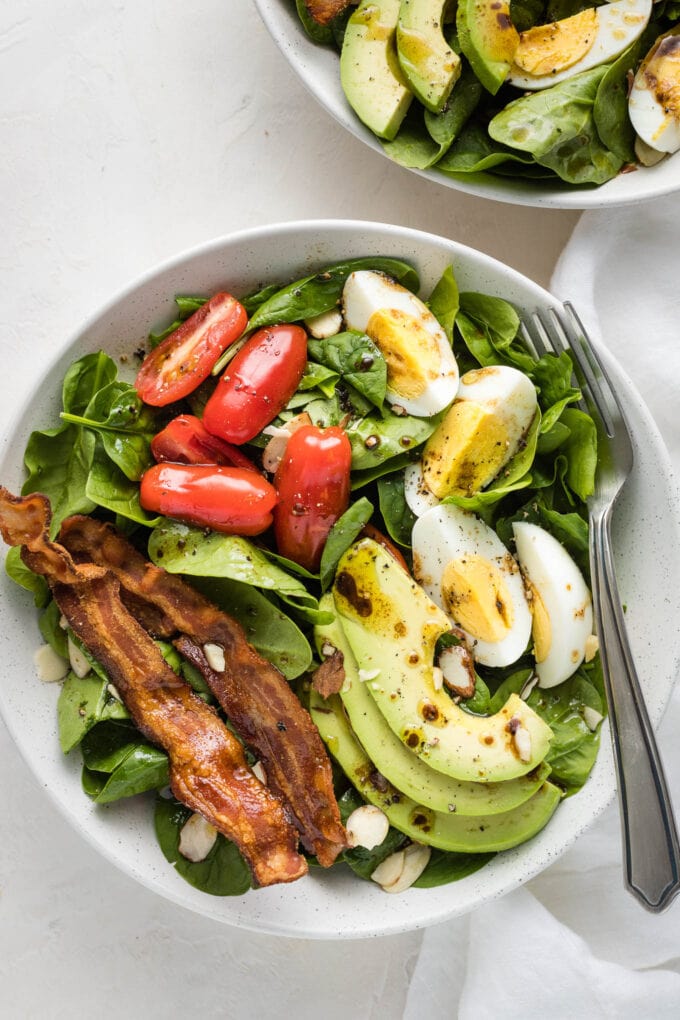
1, 220, 678, 938
255, 0, 680, 210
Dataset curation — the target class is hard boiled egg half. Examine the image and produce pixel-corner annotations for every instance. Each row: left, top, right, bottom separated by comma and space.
403, 364, 537, 516
629, 28, 680, 155
412, 504, 532, 668
513, 522, 593, 688
507, 0, 653, 91
342, 270, 459, 417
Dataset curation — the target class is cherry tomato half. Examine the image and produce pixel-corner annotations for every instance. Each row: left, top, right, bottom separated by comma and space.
151, 415, 257, 472
202, 324, 307, 444
135, 293, 247, 407
273, 424, 352, 572
140, 463, 277, 536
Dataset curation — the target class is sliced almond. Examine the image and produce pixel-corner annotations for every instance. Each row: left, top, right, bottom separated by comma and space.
304, 307, 343, 338
178, 812, 218, 863
203, 642, 225, 673
33, 644, 69, 683
381, 843, 431, 894
583, 706, 604, 732
346, 804, 389, 850
371, 849, 405, 888
251, 760, 267, 785
68, 634, 91, 678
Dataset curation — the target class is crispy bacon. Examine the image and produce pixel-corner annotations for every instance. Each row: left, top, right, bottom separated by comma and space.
59, 515, 347, 867
0, 488, 307, 888
303, 0, 355, 26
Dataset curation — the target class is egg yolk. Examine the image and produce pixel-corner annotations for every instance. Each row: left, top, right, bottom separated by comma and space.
366, 308, 441, 400
441, 555, 514, 643
514, 8, 597, 76
421, 400, 510, 498
527, 580, 552, 663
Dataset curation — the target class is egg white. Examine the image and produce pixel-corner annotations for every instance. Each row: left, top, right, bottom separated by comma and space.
629, 28, 680, 154
513, 522, 593, 688
342, 270, 459, 417
412, 504, 532, 668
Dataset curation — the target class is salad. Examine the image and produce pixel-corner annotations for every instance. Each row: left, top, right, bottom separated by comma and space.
1, 254, 606, 897
294, 0, 680, 187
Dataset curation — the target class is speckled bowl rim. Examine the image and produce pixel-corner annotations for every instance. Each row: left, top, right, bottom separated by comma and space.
255, 0, 680, 211
1, 219, 678, 938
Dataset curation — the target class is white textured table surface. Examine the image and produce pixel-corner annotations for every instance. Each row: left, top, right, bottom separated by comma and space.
6, 2, 677, 1017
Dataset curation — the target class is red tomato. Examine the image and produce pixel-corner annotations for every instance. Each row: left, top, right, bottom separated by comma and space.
151, 415, 257, 472
202, 324, 307, 444
273, 425, 352, 572
361, 522, 410, 573
135, 293, 247, 407
140, 463, 277, 536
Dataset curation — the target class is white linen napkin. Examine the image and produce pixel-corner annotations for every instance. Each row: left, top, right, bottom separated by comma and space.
405, 195, 680, 1018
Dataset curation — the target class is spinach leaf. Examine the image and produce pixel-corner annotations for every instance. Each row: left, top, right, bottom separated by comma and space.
62, 352, 118, 416
299, 361, 340, 397
489, 66, 623, 185
85, 441, 160, 526
247, 257, 419, 329
381, 106, 444, 169
413, 848, 494, 887
424, 65, 484, 154
39, 599, 69, 657
187, 575, 313, 679
4, 546, 49, 606
350, 452, 414, 489
154, 795, 252, 896
437, 121, 536, 174
319, 496, 374, 591
81, 720, 169, 803
147, 521, 330, 623
61, 380, 157, 480
148, 296, 207, 347
377, 474, 416, 547
346, 408, 441, 471
559, 407, 597, 501
308, 331, 387, 409
594, 32, 655, 163
57, 674, 128, 754
23, 424, 96, 536
427, 264, 460, 343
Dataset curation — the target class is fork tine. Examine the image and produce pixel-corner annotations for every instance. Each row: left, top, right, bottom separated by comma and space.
520, 313, 551, 358
559, 303, 617, 438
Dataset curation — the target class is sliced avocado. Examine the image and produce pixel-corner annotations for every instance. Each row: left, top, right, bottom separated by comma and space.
332, 539, 553, 782
396, 0, 462, 114
340, 0, 414, 140
310, 687, 562, 852
457, 0, 519, 95
314, 595, 550, 815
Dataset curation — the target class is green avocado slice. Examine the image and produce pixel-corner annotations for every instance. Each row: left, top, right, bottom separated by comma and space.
457, 0, 519, 95
332, 539, 553, 782
314, 594, 551, 815
396, 0, 462, 113
340, 0, 414, 140
309, 687, 562, 852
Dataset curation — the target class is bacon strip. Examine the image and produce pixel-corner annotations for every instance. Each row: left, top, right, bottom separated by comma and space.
0, 488, 307, 888
303, 0, 355, 26
59, 514, 348, 867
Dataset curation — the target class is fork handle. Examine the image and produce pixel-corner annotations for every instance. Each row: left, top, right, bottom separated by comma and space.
592, 513, 680, 912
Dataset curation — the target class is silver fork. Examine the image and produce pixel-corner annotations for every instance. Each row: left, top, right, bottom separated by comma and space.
521, 302, 680, 913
